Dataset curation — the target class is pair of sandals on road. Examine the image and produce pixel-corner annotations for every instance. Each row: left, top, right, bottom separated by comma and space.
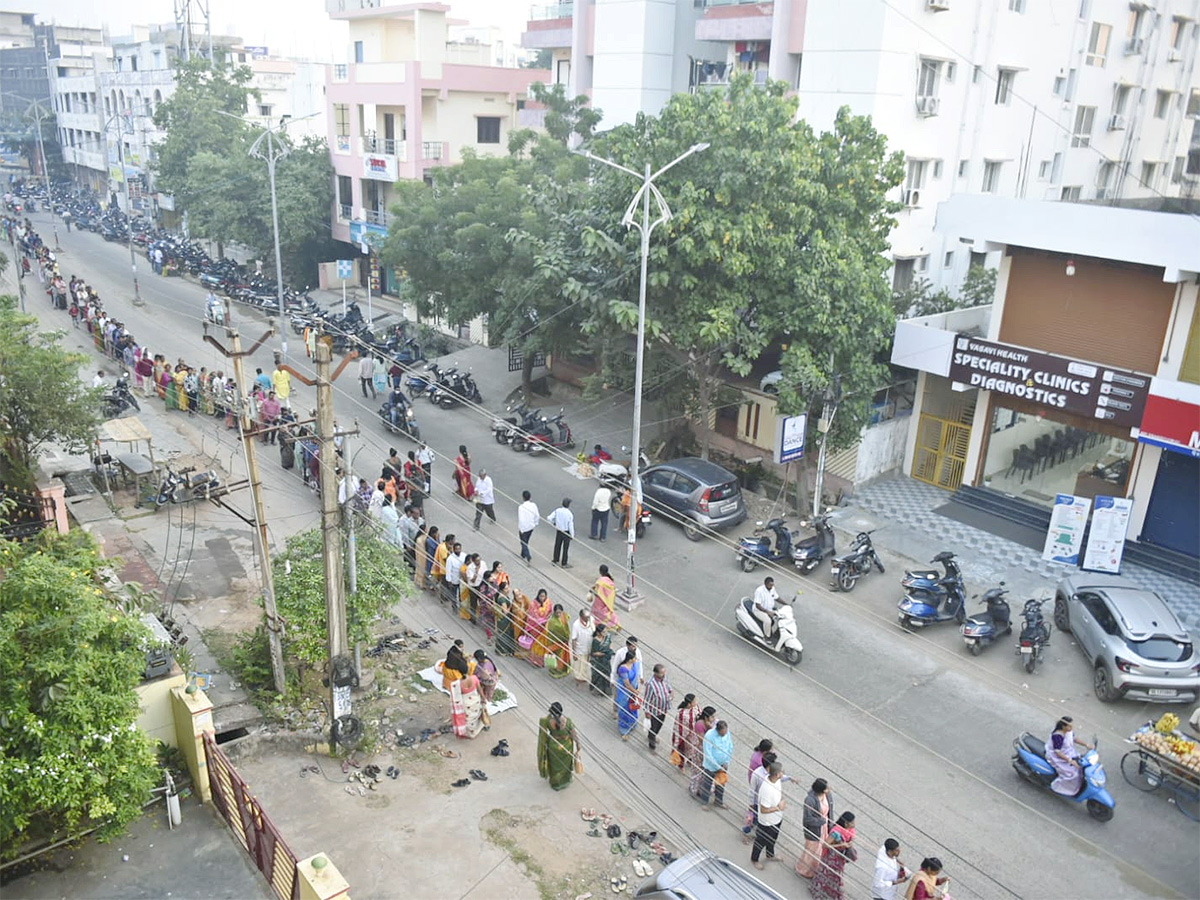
451, 769, 489, 787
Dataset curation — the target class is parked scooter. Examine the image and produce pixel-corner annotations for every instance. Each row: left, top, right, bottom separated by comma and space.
735, 596, 803, 665
492, 402, 540, 445
792, 514, 837, 574
515, 409, 575, 454
898, 555, 968, 629
1011, 732, 1115, 821
102, 374, 140, 419
148, 466, 221, 509
900, 550, 961, 604
433, 370, 482, 409
378, 391, 421, 442
828, 531, 884, 592
406, 362, 443, 396
960, 585, 1011, 655
736, 518, 797, 573
1017, 597, 1052, 674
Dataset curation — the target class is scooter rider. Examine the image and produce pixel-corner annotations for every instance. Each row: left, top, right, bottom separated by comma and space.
753, 577, 780, 637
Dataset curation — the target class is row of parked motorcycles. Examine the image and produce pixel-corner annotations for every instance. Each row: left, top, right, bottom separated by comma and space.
489, 400, 576, 455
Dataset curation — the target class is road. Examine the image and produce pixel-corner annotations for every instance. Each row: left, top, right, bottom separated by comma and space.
29, 215, 1199, 899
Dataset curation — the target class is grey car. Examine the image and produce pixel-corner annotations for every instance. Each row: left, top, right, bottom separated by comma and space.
1054, 575, 1200, 704
633, 850, 787, 900
640, 457, 747, 541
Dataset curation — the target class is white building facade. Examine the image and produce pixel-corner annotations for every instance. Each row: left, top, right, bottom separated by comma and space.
49, 32, 111, 193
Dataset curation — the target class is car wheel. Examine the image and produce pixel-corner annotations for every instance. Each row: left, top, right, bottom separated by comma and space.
683, 520, 702, 542
1093, 664, 1117, 702
740, 556, 757, 574
1054, 598, 1070, 634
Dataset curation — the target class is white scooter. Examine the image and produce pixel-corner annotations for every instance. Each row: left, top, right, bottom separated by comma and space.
735, 598, 803, 665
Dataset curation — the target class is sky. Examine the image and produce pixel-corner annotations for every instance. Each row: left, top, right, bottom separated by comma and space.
27, 0, 530, 61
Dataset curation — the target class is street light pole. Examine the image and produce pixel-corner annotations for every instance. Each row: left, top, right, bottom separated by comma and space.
103, 110, 143, 307
251, 125, 289, 360
581, 142, 709, 607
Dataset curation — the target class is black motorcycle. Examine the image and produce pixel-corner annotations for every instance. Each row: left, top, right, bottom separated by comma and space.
828, 531, 885, 592
147, 465, 221, 510
1017, 598, 1052, 674
102, 374, 140, 419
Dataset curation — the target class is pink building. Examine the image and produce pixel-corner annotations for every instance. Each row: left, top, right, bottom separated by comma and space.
326, 2, 549, 256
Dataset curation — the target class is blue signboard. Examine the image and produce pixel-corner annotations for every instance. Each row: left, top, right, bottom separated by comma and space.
776, 413, 807, 464
336, 259, 353, 280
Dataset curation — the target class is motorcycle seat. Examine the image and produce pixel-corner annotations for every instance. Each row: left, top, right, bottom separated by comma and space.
966, 613, 994, 627
905, 569, 939, 580
1022, 734, 1046, 758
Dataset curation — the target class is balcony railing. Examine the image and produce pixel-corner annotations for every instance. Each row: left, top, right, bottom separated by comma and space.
421, 141, 447, 161
362, 136, 401, 155
338, 203, 352, 221
365, 208, 391, 227
335, 134, 351, 154
333, 64, 348, 82
529, 2, 573, 19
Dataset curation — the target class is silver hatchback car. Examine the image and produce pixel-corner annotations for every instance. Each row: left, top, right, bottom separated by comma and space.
1054, 575, 1200, 704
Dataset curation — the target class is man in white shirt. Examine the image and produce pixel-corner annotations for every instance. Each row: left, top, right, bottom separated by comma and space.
398, 504, 421, 571
444, 541, 465, 613
358, 355, 376, 398
547, 497, 575, 567
750, 762, 786, 870
473, 469, 496, 529
569, 608, 595, 687
590, 483, 612, 541
872, 839, 908, 900
753, 576, 780, 637
92, 370, 106, 389
516, 490, 539, 563
417, 443, 434, 493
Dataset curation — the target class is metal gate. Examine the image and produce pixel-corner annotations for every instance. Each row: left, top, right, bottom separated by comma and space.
203, 733, 300, 900
911, 414, 972, 490
508, 345, 546, 373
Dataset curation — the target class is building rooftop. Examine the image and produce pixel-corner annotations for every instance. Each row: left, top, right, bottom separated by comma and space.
935, 194, 1200, 283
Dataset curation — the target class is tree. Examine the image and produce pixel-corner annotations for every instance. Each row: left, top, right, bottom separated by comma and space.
894, 265, 997, 319
0, 297, 100, 481
0, 530, 158, 857
585, 76, 905, 456
272, 527, 409, 674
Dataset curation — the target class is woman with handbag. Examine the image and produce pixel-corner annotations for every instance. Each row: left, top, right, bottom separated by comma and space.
615, 649, 641, 740
809, 811, 857, 900
670, 694, 697, 770
795, 778, 835, 878
537, 702, 580, 791
904, 857, 949, 900
589, 624, 614, 695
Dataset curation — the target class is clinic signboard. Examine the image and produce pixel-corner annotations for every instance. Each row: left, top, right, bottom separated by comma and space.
362, 153, 398, 182
948, 335, 1150, 429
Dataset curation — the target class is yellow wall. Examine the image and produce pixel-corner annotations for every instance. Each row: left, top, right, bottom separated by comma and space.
1178, 301, 1200, 385
737, 390, 781, 453
425, 92, 518, 163
135, 668, 187, 749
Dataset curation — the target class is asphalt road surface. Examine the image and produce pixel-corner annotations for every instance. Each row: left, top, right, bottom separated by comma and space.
29, 215, 1199, 899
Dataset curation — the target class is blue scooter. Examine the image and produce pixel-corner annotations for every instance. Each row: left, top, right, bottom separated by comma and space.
960, 585, 1011, 655
900, 550, 960, 603
1012, 732, 1115, 821
735, 519, 796, 573
405, 362, 442, 396
897, 560, 968, 629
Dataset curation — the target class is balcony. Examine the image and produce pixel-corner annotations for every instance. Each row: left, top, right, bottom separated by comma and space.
530, 2, 573, 19
695, 1, 774, 42
365, 208, 391, 227
421, 141, 448, 162
362, 135, 406, 160
522, 2, 573, 49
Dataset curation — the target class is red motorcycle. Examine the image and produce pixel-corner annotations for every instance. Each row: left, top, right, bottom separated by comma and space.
513, 408, 575, 454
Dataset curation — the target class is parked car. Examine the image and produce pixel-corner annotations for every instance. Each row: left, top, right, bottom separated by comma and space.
640, 457, 747, 541
634, 850, 787, 900
1054, 575, 1200, 704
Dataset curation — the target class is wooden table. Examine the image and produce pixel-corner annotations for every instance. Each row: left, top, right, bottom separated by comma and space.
117, 452, 156, 503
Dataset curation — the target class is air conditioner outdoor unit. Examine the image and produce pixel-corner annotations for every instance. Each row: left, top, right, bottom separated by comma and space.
903, 189, 921, 207
1167, 49, 1181, 62
915, 96, 940, 116
926, 0, 950, 9
1125, 37, 1145, 55
1108, 113, 1127, 130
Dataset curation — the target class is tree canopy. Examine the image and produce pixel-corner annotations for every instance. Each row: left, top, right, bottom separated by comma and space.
0, 531, 158, 856
0, 296, 100, 480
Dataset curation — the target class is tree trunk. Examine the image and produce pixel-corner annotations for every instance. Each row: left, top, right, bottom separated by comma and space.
216, 239, 225, 260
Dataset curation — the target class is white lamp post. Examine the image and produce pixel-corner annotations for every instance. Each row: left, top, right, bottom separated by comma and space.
581, 142, 709, 606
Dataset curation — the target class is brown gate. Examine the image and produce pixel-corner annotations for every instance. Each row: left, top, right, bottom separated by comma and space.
203, 733, 300, 900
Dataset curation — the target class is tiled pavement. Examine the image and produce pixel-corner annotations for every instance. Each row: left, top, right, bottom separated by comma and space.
845, 476, 1200, 628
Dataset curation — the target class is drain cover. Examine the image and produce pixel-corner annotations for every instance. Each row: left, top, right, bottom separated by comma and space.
61, 471, 96, 497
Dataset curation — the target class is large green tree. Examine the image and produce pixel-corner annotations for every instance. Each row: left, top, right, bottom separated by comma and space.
0, 297, 100, 480
0, 531, 158, 856
585, 76, 905, 455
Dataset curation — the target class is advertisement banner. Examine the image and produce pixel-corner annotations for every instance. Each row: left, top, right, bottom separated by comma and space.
1042, 493, 1092, 566
1082, 496, 1133, 574
775, 413, 807, 464
1135, 379, 1200, 458
362, 153, 398, 182
949, 335, 1150, 429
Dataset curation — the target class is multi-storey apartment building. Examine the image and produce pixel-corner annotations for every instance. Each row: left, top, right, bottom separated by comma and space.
523, 0, 1200, 292
242, 49, 328, 140
50, 31, 111, 193
324, 0, 548, 290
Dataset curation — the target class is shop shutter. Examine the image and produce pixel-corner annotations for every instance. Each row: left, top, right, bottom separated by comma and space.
999, 249, 1174, 374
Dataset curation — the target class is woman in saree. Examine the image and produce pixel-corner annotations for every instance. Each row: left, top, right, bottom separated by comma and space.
413, 524, 430, 590
589, 564, 620, 631
615, 649, 641, 740
174, 366, 189, 413
439, 644, 474, 691
671, 693, 698, 771
162, 365, 180, 410
472, 649, 500, 706
809, 811, 856, 900
494, 583, 517, 656
199, 369, 215, 415
420, 526, 440, 592
545, 604, 572, 679
453, 445, 474, 501
451, 667, 485, 739
537, 702, 579, 791
684, 706, 715, 781
589, 623, 614, 695
511, 589, 531, 659
525, 589, 553, 668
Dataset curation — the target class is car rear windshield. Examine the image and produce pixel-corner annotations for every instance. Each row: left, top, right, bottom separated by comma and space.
709, 480, 739, 502
1131, 638, 1193, 663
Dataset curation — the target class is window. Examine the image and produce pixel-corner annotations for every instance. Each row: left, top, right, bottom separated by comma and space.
258, 104, 273, 117
1064, 68, 1077, 101
1188, 89, 1200, 117
1060, 185, 1082, 200
914, 255, 929, 274
1038, 159, 1052, 180
354, 41, 364, 63
1141, 161, 1159, 191
334, 103, 350, 136
1051, 152, 1064, 183
1053, 74, 1065, 96
1087, 23, 1111, 66
995, 68, 1016, 105
337, 175, 352, 206
1155, 90, 1173, 119
153, 49, 161, 68
1127, 8, 1144, 39
970, 250, 987, 269
944, 250, 955, 268
1078, 0, 1089, 18
1008, 0, 1024, 11
892, 258, 916, 292
476, 116, 501, 144
1172, 156, 1186, 183
1169, 17, 1188, 51
944, 61, 956, 82
982, 161, 1003, 193
130, 56, 138, 72
917, 58, 942, 98
904, 158, 927, 205
1072, 105, 1096, 147
555, 58, 570, 85
1113, 84, 1131, 116
958, 159, 969, 178
932, 159, 943, 178
1096, 161, 1116, 196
